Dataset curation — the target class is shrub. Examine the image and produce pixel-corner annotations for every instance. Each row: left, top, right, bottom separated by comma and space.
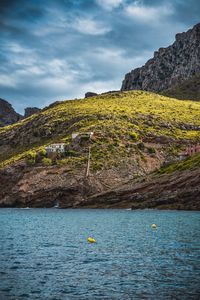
147, 147, 156, 154
138, 142, 145, 150
27, 150, 37, 159
36, 148, 47, 163
26, 158, 35, 166
26, 150, 37, 165
39, 148, 47, 157
42, 157, 52, 166
66, 150, 79, 157
129, 131, 139, 141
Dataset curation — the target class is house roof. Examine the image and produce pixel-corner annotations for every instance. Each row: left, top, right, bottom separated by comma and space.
45, 143, 65, 147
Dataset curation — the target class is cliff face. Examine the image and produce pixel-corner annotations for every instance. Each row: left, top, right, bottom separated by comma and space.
80, 168, 200, 210
0, 98, 41, 127
121, 23, 200, 93
0, 156, 199, 210
0, 99, 22, 127
24, 107, 41, 118
162, 74, 200, 101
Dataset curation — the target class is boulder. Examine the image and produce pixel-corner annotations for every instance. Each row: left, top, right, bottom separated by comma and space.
85, 92, 98, 98
24, 107, 41, 118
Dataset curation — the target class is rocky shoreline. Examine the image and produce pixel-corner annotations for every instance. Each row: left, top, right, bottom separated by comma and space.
0, 161, 199, 210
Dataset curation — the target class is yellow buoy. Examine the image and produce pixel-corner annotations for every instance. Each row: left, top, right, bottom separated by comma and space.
87, 237, 96, 243
151, 223, 157, 229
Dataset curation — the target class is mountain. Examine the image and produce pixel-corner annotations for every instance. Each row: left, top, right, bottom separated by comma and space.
0, 99, 40, 127
0, 98, 22, 127
121, 23, 200, 95
0, 91, 199, 209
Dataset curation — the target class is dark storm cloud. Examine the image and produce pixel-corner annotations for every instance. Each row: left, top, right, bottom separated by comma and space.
0, 0, 199, 113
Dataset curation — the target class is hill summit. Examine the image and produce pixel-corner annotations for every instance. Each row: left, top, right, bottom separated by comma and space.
121, 23, 200, 96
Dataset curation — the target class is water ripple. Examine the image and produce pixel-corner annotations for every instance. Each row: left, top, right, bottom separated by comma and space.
0, 209, 200, 299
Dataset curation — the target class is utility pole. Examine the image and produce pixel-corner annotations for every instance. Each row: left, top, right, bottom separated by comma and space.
86, 145, 91, 178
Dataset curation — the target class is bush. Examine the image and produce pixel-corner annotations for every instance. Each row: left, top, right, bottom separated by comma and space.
42, 157, 52, 166
26, 158, 35, 166
35, 148, 47, 163
138, 142, 145, 150
66, 150, 79, 157
39, 148, 47, 157
129, 131, 139, 141
26, 150, 37, 165
27, 150, 37, 159
147, 147, 156, 154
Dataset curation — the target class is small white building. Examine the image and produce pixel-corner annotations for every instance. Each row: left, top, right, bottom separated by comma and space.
72, 132, 80, 139
72, 132, 94, 139
45, 143, 65, 153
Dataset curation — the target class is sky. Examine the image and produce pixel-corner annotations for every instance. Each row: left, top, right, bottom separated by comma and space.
0, 0, 199, 114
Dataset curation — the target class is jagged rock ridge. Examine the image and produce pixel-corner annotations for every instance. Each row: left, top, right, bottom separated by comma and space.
0, 99, 41, 127
24, 107, 41, 118
121, 23, 200, 93
0, 98, 22, 127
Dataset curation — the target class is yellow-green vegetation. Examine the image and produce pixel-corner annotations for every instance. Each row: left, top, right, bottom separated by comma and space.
42, 157, 52, 166
26, 150, 37, 165
0, 91, 200, 170
159, 153, 200, 174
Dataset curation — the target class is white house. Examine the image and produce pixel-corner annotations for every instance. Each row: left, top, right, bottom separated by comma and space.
45, 143, 66, 153
72, 132, 94, 139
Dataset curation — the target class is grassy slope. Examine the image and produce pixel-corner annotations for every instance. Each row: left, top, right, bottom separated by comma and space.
158, 152, 200, 174
0, 90, 200, 170
162, 74, 200, 101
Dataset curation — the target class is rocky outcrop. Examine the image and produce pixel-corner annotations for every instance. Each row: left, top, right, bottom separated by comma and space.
85, 92, 98, 98
0, 99, 41, 127
162, 74, 200, 101
24, 107, 41, 118
0, 98, 22, 127
80, 168, 200, 210
0, 160, 199, 210
0, 163, 114, 208
121, 23, 200, 93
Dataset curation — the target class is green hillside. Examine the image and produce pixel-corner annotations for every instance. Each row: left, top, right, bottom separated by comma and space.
0, 90, 200, 170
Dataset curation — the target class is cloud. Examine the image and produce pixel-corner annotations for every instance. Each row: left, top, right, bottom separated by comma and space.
96, 0, 123, 10
125, 2, 174, 23
72, 17, 111, 35
0, 75, 17, 88
0, 0, 199, 113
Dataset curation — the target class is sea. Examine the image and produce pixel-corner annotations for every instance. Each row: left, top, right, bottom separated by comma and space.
0, 209, 200, 300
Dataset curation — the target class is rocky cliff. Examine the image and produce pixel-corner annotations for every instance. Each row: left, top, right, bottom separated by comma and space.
82, 170, 200, 210
0, 98, 22, 127
162, 74, 200, 100
121, 23, 200, 93
0, 98, 40, 127
0, 157, 199, 210
24, 107, 41, 118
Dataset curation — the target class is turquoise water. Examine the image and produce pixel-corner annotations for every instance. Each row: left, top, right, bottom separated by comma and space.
0, 209, 200, 300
